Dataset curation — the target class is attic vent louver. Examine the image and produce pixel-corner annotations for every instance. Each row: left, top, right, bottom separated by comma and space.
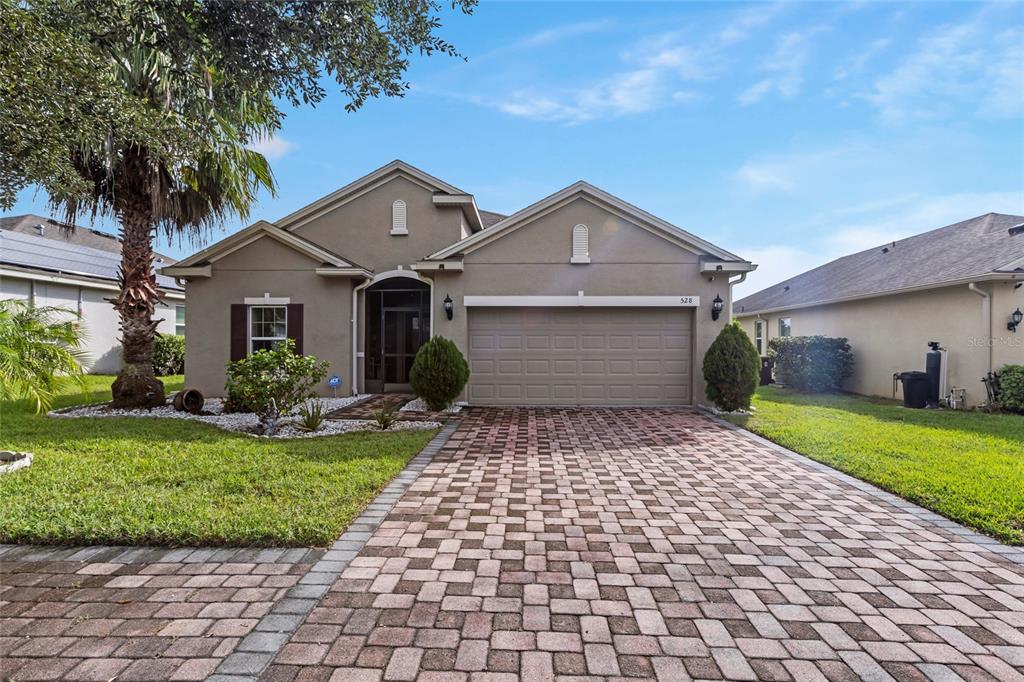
1009, 223, 1024, 236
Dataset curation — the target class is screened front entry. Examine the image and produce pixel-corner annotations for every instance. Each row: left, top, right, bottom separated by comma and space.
364, 278, 430, 393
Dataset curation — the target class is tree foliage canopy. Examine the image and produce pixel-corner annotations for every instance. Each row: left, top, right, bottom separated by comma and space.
0, 0, 475, 227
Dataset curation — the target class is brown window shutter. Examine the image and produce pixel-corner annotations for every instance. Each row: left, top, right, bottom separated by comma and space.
287, 303, 304, 355
230, 304, 247, 361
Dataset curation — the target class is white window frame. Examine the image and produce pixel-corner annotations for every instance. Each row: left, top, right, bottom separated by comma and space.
754, 320, 764, 355
175, 304, 186, 336
391, 199, 408, 235
249, 305, 288, 354
779, 317, 792, 338
570, 224, 590, 264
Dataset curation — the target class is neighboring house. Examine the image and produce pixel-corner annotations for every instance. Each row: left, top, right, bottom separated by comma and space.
736, 213, 1024, 407
164, 160, 755, 405
0, 214, 184, 374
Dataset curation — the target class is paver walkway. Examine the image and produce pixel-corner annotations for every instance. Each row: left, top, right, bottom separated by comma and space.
0, 546, 321, 681
262, 408, 1024, 682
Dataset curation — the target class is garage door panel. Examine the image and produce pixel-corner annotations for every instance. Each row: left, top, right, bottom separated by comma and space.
468, 307, 691, 405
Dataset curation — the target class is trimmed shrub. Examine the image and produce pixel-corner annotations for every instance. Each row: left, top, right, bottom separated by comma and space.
153, 333, 185, 376
703, 321, 760, 412
768, 335, 854, 393
410, 336, 470, 411
224, 340, 328, 418
998, 364, 1024, 414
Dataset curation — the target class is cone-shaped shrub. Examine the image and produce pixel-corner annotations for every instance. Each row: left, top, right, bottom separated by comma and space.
410, 336, 470, 411
703, 321, 760, 411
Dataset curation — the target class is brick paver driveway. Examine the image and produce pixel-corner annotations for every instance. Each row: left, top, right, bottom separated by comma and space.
263, 408, 1024, 681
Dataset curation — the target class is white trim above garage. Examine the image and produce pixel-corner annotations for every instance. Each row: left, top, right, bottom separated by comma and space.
463, 294, 700, 307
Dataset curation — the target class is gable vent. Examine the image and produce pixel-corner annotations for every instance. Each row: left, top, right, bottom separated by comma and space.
1009, 223, 1024, 236
391, 200, 408, 235
570, 224, 590, 264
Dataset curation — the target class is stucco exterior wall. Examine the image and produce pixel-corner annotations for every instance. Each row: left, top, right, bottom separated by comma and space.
182, 235, 355, 397
1, 273, 178, 374
430, 197, 733, 404
291, 175, 464, 271
738, 281, 1024, 406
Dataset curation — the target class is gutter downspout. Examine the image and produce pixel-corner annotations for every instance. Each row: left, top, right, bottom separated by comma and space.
351, 277, 372, 396
727, 272, 747, 321
968, 282, 993, 378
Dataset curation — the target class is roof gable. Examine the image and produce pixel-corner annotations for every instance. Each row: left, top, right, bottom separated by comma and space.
166, 220, 363, 271
736, 212, 1024, 315
277, 160, 483, 232
425, 181, 747, 263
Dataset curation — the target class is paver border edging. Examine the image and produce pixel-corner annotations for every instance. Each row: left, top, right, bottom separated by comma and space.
209, 420, 459, 682
697, 407, 1024, 566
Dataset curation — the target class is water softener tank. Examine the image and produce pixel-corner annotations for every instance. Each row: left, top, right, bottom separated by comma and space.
925, 341, 942, 408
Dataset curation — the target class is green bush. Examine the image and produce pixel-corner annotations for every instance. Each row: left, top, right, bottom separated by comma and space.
703, 321, 760, 412
769, 335, 854, 393
224, 340, 328, 416
409, 336, 470, 411
153, 333, 185, 376
998, 365, 1024, 414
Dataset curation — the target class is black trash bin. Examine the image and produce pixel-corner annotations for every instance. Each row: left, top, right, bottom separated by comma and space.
760, 357, 774, 386
898, 371, 929, 409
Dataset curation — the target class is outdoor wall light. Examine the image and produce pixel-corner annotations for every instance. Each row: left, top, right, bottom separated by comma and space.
1009, 307, 1023, 333
711, 294, 724, 321
444, 294, 454, 321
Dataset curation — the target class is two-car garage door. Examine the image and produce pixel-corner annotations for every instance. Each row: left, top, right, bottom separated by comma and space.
467, 307, 692, 405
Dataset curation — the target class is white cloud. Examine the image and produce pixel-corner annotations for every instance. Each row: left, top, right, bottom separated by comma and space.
248, 134, 294, 160
735, 162, 795, 192
864, 7, 1024, 121
517, 20, 614, 49
834, 38, 891, 80
738, 27, 828, 105
733, 244, 826, 299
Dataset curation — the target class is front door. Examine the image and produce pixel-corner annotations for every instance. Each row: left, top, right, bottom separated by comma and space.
382, 308, 423, 391
364, 279, 430, 393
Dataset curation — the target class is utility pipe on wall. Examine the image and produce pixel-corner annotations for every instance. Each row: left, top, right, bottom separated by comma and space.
968, 282, 993, 377
727, 272, 747, 321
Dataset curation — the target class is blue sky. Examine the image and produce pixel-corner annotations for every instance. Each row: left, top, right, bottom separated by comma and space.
6, 1, 1023, 297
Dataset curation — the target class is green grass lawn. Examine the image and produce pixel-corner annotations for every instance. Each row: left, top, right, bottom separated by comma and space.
727, 386, 1024, 545
0, 376, 436, 547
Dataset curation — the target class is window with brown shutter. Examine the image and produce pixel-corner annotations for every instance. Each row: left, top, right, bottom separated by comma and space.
230, 304, 247, 361
287, 303, 304, 354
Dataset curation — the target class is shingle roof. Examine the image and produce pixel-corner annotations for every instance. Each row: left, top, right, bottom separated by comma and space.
479, 210, 506, 228
0, 214, 176, 263
0, 229, 182, 291
736, 212, 1024, 315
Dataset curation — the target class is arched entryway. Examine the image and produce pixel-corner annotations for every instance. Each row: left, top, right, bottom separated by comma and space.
364, 276, 430, 393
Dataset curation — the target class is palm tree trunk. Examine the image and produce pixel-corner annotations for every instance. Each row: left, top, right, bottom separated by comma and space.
110, 191, 166, 408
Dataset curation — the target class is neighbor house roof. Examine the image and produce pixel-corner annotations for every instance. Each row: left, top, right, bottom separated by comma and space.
0, 229, 182, 291
735, 212, 1024, 315
0, 214, 176, 264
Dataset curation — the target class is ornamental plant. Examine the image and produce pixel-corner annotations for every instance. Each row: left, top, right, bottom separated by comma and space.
224, 340, 327, 434
702, 321, 760, 412
409, 336, 469, 411
153, 333, 185, 376
998, 365, 1024, 414
768, 335, 854, 393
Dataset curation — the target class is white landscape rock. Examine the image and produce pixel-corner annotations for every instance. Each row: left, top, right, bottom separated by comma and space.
50, 394, 442, 438
399, 398, 465, 413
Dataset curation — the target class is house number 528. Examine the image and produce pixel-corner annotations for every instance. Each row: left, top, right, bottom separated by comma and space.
679, 296, 696, 305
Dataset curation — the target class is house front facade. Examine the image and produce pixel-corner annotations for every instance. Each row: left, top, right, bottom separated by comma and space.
164, 161, 755, 405
736, 213, 1024, 407
0, 215, 184, 374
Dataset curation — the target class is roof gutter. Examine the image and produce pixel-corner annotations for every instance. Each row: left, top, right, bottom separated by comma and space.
968, 282, 993, 377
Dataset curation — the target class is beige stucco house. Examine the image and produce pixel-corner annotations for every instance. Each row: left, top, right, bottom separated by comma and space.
163, 160, 755, 405
736, 213, 1024, 407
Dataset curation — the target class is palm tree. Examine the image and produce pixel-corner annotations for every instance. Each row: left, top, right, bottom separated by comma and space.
0, 300, 87, 413
50, 32, 275, 408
